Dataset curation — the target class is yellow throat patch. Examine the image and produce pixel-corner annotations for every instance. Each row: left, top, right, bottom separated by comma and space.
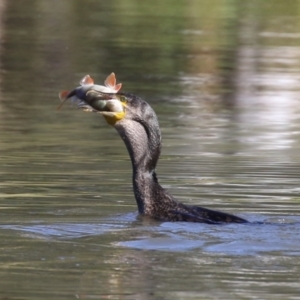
103, 111, 126, 126
102, 102, 127, 126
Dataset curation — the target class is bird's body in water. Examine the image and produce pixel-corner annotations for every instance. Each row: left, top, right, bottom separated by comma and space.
59, 75, 248, 224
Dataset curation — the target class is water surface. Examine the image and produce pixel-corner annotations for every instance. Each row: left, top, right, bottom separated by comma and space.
0, 0, 300, 299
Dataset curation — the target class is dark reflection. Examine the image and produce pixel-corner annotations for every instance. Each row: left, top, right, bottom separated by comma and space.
1, 0, 300, 299
76, 247, 158, 300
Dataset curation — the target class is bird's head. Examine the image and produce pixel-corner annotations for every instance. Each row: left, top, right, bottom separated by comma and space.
60, 86, 143, 126
59, 80, 161, 172
87, 91, 153, 128
82, 91, 131, 126
58, 74, 156, 128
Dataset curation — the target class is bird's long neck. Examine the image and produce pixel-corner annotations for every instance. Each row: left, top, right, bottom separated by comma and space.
114, 117, 162, 213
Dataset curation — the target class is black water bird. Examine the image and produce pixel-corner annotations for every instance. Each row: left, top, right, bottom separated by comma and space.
60, 80, 248, 224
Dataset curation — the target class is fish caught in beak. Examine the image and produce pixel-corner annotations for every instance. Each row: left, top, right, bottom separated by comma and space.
58, 72, 122, 111
58, 73, 126, 125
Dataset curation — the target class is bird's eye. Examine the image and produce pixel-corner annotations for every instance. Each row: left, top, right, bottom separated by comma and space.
120, 96, 127, 102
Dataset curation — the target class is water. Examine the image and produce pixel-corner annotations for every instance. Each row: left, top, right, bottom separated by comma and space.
1, 0, 300, 299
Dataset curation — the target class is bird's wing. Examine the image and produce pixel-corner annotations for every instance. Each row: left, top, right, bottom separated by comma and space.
169, 209, 218, 224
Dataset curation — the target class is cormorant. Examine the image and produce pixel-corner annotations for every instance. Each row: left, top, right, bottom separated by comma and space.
59, 75, 248, 224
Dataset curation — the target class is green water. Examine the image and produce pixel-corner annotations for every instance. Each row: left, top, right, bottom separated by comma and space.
1, 0, 300, 299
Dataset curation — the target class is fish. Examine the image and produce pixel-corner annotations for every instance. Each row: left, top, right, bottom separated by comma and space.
58, 72, 122, 111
